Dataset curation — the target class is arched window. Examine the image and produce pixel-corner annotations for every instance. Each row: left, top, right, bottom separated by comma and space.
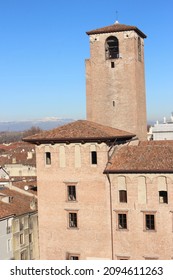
105, 36, 119, 59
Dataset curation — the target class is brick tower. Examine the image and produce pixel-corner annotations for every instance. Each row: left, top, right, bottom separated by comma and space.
86, 21, 147, 140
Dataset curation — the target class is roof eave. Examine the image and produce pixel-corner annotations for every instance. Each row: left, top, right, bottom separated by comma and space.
0, 214, 15, 221
86, 27, 147, 39
104, 169, 173, 174
23, 134, 135, 145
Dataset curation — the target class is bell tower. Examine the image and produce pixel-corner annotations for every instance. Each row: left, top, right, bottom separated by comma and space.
86, 21, 147, 140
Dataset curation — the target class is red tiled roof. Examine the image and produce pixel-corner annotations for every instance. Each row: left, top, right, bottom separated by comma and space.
0, 142, 34, 152
11, 177, 37, 195
0, 178, 9, 182
105, 140, 173, 173
0, 187, 37, 219
23, 120, 135, 144
86, 22, 147, 38
0, 142, 36, 166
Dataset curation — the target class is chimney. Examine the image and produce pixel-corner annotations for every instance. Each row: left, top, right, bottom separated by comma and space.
27, 152, 33, 159
12, 158, 16, 164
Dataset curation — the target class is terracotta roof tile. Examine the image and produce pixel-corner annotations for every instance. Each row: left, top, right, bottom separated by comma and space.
11, 177, 37, 195
23, 120, 135, 144
0, 187, 37, 219
0, 142, 36, 166
86, 22, 147, 38
105, 140, 173, 173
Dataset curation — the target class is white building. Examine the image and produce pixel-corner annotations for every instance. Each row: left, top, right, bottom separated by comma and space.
149, 113, 173, 140
0, 215, 13, 260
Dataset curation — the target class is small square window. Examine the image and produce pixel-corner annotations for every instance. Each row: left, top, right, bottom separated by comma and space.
45, 152, 51, 165
69, 212, 78, 228
118, 213, 127, 229
91, 151, 97, 165
159, 191, 168, 203
145, 214, 155, 230
67, 185, 76, 201
119, 190, 127, 203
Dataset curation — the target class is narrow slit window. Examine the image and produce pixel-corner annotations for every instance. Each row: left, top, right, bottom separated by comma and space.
119, 190, 127, 203
29, 233, 33, 243
111, 61, 115, 68
20, 233, 24, 245
91, 151, 97, 165
45, 152, 51, 165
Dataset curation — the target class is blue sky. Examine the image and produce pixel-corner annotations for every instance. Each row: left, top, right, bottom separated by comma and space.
0, 0, 172, 123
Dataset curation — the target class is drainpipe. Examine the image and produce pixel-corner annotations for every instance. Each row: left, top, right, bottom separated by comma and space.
106, 171, 114, 260
106, 141, 116, 260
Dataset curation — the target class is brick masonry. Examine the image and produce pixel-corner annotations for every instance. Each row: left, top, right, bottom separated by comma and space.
86, 28, 147, 140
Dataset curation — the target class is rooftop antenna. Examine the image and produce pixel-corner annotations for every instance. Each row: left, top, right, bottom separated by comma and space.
115, 10, 119, 24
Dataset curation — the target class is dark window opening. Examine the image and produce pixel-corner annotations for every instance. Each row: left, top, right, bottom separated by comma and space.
91, 151, 97, 165
68, 185, 76, 201
145, 214, 155, 230
106, 36, 119, 59
45, 152, 51, 165
119, 190, 127, 203
159, 191, 168, 203
69, 213, 77, 228
67, 253, 79, 260
111, 61, 115, 68
69, 256, 79, 260
113, 101, 115, 107
118, 213, 127, 229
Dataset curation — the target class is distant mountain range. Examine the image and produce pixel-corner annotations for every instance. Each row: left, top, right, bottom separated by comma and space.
0, 118, 75, 132
0, 117, 155, 132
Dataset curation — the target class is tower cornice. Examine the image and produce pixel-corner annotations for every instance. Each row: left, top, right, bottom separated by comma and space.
86, 23, 147, 38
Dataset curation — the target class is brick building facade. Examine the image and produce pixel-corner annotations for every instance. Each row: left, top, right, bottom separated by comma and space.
24, 21, 173, 259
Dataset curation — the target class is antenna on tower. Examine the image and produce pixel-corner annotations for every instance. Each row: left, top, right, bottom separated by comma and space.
115, 10, 119, 24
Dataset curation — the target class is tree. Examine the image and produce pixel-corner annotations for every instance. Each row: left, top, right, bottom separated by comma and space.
23, 126, 43, 138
